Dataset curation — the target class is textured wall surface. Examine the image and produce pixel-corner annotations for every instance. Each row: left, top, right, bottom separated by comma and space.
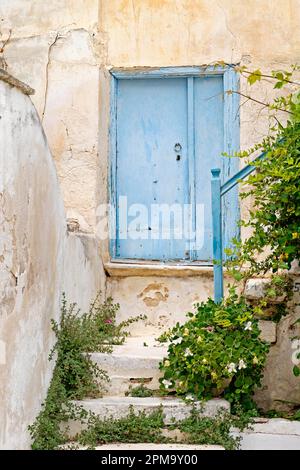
245, 274, 300, 411
0, 0, 101, 230
0, 78, 66, 449
0, 76, 105, 449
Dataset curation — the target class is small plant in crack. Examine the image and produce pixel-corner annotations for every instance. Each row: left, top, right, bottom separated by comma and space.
126, 384, 154, 398
75, 405, 253, 450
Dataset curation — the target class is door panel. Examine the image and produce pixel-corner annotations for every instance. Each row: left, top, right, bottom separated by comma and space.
194, 76, 224, 261
116, 78, 190, 260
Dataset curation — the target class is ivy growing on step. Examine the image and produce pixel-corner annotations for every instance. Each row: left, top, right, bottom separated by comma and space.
28, 293, 144, 450
125, 383, 154, 398
71, 405, 253, 451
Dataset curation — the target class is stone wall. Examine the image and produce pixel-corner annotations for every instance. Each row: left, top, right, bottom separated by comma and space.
0, 73, 105, 449
244, 269, 300, 412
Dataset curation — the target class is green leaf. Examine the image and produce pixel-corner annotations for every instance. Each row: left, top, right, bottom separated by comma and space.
293, 366, 300, 377
274, 82, 284, 89
274, 72, 284, 81
233, 271, 243, 281
248, 69, 262, 85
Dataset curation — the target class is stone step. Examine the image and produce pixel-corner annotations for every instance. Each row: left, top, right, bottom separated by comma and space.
68, 396, 230, 437
232, 418, 300, 450
104, 375, 160, 396
90, 336, 168, 395
91, 351, 163, 376
81, 443, 224, 450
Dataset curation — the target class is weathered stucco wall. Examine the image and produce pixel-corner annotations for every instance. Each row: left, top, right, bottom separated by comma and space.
0, 77, 65, 449
0, 0, 101, 230
101, 0, 299, 66
0, 75, 105, 449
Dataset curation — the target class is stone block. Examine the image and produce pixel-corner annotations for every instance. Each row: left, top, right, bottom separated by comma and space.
258, 320, 277, 343
244, 278, 286, 303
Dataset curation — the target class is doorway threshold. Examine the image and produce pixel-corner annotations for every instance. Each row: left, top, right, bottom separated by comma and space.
104, 261, 214, 277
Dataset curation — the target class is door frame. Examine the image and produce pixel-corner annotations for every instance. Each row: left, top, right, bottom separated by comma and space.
109, 66, 240, 263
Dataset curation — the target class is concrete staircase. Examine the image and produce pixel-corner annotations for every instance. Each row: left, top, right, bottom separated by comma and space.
67, 336, 230, 448
66, 335, 300, 450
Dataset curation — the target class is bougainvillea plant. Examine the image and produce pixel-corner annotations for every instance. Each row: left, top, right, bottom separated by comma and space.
159, 294, 269, 410
159, 64, 300, 403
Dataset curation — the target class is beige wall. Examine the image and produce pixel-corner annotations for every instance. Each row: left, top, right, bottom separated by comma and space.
101, 0, 299, 67
0, 0, 100, 230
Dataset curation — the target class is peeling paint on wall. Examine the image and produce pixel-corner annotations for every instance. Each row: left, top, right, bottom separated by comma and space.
138, 283, 169, 307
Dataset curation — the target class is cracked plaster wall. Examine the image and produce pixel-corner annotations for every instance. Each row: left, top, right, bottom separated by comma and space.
0, 77, 105, 449
0, 0, 102, 232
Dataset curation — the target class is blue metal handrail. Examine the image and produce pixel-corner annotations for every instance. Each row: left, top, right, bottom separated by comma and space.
211, 152, 266, 303
220, 150, 268, 197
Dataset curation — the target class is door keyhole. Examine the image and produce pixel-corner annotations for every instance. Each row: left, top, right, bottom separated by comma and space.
174, 143, 182, 162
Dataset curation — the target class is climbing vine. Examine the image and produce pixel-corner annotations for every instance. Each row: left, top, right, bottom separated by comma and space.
223, 64, 300, 372
222, 64, 300, 277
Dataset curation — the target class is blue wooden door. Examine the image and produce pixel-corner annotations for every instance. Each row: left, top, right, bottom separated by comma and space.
113, 73, 238, 262
194, 76, 224, 260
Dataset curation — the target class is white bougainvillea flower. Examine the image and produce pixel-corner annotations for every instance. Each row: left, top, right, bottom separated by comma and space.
253, 356, 259, 364
292, 339, 300, 349
244, 321, 252, 331
172, 337, 183, 345
164, 360, 170, 367
184, 348, 193, 357
227, 362, 237, 374
185, 394, 195, 401
162, 379, 173, 389
238, 359, 247, 370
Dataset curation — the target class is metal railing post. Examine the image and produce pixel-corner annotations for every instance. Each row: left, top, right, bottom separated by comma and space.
211, 168, 224, 303
210, 143, 276, 303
